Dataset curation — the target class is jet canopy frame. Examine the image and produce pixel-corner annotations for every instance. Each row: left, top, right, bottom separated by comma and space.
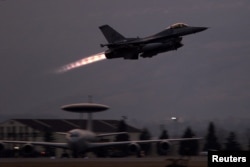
168, 23, 188, 29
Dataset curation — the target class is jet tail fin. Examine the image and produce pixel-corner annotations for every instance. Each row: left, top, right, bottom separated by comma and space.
99, 25, 125, 43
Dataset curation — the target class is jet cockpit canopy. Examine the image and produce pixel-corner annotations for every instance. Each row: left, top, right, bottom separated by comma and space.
168, 23, 188, 29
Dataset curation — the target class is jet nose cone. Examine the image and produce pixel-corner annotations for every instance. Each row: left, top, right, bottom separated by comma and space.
179, 26, 208, 36
194, 27, 208, 33
199, 27, 208, 31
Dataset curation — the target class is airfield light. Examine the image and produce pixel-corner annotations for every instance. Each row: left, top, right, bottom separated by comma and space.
171, 117, 177, 120
56, 52, 106, 73
14, 146, 20, 150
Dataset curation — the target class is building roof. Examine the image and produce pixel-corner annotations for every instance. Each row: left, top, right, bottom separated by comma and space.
11, 119, 141, 133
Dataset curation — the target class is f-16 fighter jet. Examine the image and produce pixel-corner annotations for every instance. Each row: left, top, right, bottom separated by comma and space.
56, 23, 207, 73
100, 23, 207, 59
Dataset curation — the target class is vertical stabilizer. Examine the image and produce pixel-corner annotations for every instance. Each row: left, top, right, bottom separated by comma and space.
99, 25, 125, 43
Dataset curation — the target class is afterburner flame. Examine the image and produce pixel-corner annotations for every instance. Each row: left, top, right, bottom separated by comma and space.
56, 52, 106, 73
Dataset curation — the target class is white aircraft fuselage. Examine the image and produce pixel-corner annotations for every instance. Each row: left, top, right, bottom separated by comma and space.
66, 129, 97, 153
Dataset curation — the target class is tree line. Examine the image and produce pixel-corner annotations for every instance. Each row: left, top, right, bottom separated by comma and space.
113, 120, 250, 157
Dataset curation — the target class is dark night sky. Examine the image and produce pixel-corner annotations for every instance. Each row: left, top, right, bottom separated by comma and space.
1, 0, 250, 135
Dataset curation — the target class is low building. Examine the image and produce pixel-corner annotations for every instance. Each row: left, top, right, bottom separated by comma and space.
0, 119, 141, 157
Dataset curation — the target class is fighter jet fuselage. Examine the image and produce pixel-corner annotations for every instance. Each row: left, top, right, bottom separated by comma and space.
99, 23, 207, 59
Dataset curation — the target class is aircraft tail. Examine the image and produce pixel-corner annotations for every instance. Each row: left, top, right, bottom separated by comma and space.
99, 25, 125, 43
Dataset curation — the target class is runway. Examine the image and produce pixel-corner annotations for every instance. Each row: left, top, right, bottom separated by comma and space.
0, 156, 207, 167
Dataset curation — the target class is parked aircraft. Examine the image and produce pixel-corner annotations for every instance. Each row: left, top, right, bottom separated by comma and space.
0, 103, 201, 157
0, 128, 201, 157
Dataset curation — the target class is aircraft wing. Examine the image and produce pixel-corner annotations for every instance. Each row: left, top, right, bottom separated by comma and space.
1, 140, 69, 149
96, 132, 128, 138
87, 137, 202, 149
